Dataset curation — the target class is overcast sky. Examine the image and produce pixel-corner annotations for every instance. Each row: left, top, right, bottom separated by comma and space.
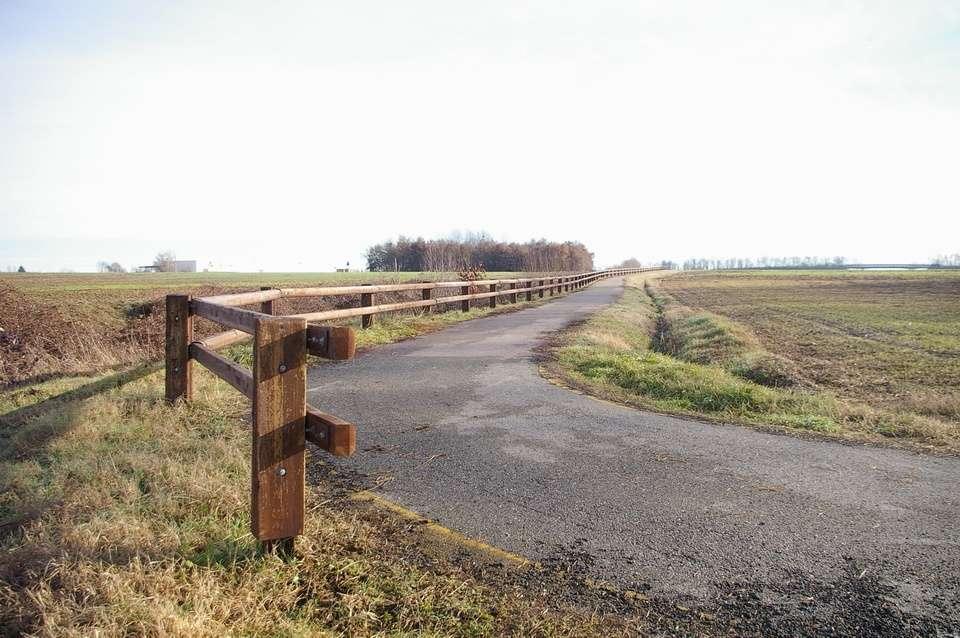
2, 1, 958, 272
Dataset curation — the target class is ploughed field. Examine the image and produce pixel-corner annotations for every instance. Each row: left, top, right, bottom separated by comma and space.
0, 271, 538, 385
660, 270, 960, 427
661, 271, 960, 420
553, 269, 960, 453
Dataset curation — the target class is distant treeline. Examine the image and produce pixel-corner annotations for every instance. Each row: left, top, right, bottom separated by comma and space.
365, 235, 594, 272
682, 255, 960, 270
932, 254, 960, 266
682, 256, 848, 270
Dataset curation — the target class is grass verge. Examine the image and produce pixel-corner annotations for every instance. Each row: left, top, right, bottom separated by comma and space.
646, 282, 800, 388
547, 275, 960, 453
0, 368, 649, 636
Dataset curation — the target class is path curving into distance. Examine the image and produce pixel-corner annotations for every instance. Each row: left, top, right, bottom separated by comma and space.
307, 277, 960, 628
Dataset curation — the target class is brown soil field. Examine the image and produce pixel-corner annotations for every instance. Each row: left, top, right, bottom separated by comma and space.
659, 269, 960, 429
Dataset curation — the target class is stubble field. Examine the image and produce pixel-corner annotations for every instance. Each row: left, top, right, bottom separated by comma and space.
554, 269, 960, 453
661, 270, 960, 426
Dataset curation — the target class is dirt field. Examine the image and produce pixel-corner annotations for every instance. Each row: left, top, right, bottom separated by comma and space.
0, 271, 536, 385
660, 269, 960, 436
552, 270, 960, 453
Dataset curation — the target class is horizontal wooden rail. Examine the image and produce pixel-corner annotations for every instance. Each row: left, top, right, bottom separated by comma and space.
189, 342, 254, 399
192, 298, 268, 334
196, 268, 655, 307
198, 328, 250, 351
305, 406, 356, 457
306, 325, 356, 360
296, 297, 438, 322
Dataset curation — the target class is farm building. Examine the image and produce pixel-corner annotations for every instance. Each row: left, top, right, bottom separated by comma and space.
135, 260, 197, 273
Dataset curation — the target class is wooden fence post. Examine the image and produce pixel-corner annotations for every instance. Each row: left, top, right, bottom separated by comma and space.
260, 286, 275, 315
461, 285, 470, 312
252, 315, 307, 550
422, 286, 432, 314
526, 282, 533, 301
489, 283, 497, 308
539, 279, 545, 298
361, 284, 374, 329
509, 282, 518, 303
165, 294, 193, 403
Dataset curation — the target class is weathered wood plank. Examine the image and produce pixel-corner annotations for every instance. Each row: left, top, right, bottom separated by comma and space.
305, 406, 356, 457
192, 298, 264, 334
306, 325, 356, 360
422, 286, 432, 313
361, 285, 374, 329
251, 316, 306, 542
199, 329, 250, 351
196, 289, 282, 307
295, 297, 436, 323
260, 286, 275, 315
282, 282, 439, 297
190, 342, 254, 399
165, 295, 192, 403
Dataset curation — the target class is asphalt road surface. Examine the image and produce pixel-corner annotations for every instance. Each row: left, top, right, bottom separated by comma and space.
307, 278, 960, 631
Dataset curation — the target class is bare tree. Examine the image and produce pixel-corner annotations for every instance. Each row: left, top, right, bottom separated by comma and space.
153, 250, 176, 272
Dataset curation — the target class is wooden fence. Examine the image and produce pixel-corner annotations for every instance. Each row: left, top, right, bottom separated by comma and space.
165, 267, 652, 549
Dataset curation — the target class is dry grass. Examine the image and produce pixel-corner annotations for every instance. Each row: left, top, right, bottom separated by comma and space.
0, 370, 642, 636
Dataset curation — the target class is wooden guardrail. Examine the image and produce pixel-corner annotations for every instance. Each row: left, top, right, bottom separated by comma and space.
165, 267, 652, 550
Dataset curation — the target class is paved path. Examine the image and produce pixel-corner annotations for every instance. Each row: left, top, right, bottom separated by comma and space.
308, 278, 960, 627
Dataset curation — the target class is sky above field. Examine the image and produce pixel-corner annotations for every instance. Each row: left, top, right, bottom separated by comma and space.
2, 1, 959, 272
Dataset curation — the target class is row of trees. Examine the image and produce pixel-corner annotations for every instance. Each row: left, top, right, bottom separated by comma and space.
365, 234, 594, 272
932, 254, 960, 266
96, 261, 126, 273
96, 251, 177, 273
616, 258, 676, 269
681, 256, 847, 270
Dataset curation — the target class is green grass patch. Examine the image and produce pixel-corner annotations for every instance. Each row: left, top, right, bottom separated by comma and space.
646, 281, 799, 388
